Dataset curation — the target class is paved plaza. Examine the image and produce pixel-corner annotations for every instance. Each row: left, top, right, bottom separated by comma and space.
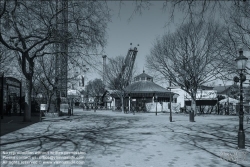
0, 109, 249, 167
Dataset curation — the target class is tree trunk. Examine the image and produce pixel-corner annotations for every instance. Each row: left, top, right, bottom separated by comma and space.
56, 95, 61, 116
190, 98, 196, 122
47, 92, 53, 112
23, 79, 32, 122
121, 96, 124, 113
217, 102, 220, 115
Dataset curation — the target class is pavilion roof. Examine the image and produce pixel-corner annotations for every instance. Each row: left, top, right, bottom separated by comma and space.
125, 80, 172, 94
134, 70, 153, 81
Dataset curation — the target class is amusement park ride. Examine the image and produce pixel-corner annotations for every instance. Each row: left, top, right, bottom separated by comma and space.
99, 43, 139, 107
53, 0, 139, 108
55, 0, 68, 99
117, 43, 139, 88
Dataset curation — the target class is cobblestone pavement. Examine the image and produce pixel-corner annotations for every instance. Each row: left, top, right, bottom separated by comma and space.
0, 109, 249, 167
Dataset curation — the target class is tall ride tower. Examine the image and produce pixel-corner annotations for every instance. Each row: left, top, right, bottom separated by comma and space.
55, 0, 68, 98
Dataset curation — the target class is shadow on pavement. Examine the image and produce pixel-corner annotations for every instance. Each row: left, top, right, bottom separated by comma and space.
0, 114, 40, 136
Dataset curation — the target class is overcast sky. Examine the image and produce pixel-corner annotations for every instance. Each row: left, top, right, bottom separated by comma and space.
84, 1, 250, 88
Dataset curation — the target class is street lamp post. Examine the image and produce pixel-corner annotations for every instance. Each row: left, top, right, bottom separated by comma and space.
234, 49, 248, 149
143, 97, 146, 112
167, 80, 173, 122
128, 93, 131, 113
169, 88, 173, 122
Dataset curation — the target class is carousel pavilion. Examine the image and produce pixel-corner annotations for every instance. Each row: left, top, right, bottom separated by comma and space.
112, 70, 176, 111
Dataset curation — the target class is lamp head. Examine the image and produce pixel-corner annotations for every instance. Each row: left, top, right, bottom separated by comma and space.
234, 76, 240, 83
235, 49, 248, 70
241, 74, 246, 82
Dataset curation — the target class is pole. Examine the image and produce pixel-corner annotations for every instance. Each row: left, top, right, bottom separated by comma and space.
20, 80, 22, 116
102, 55, 107, 86
94, 98, 96, 112
170, 89, 172, 122
129, 95, 131, 113
143, 97, 145, 112
238, 72, 245, 148
169, 80, 172, 122
217, 98, 219, 115
71, 98, 73, 115
156, 97, 157, 116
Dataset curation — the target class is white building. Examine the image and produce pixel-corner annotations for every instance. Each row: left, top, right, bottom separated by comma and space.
169, 86, 217, 108
169, 87, 186, 108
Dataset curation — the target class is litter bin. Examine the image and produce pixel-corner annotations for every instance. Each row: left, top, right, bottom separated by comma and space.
189, 111, 194, 122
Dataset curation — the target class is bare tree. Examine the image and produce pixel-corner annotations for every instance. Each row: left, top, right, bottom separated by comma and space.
0, 46, 17, 74
85, 79, 105, 98
0, 0, 110, 121
146, 20, 226, 122
204, 1, 250, 83
105, 56, 125, 112
125, 0, 245, 23
105, 56, 134, 113
225, 1, 250, 64
0, 46, 9, 72
32, 55, 57, 112
32, 52, 93, 113
85, 78, 106, 108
